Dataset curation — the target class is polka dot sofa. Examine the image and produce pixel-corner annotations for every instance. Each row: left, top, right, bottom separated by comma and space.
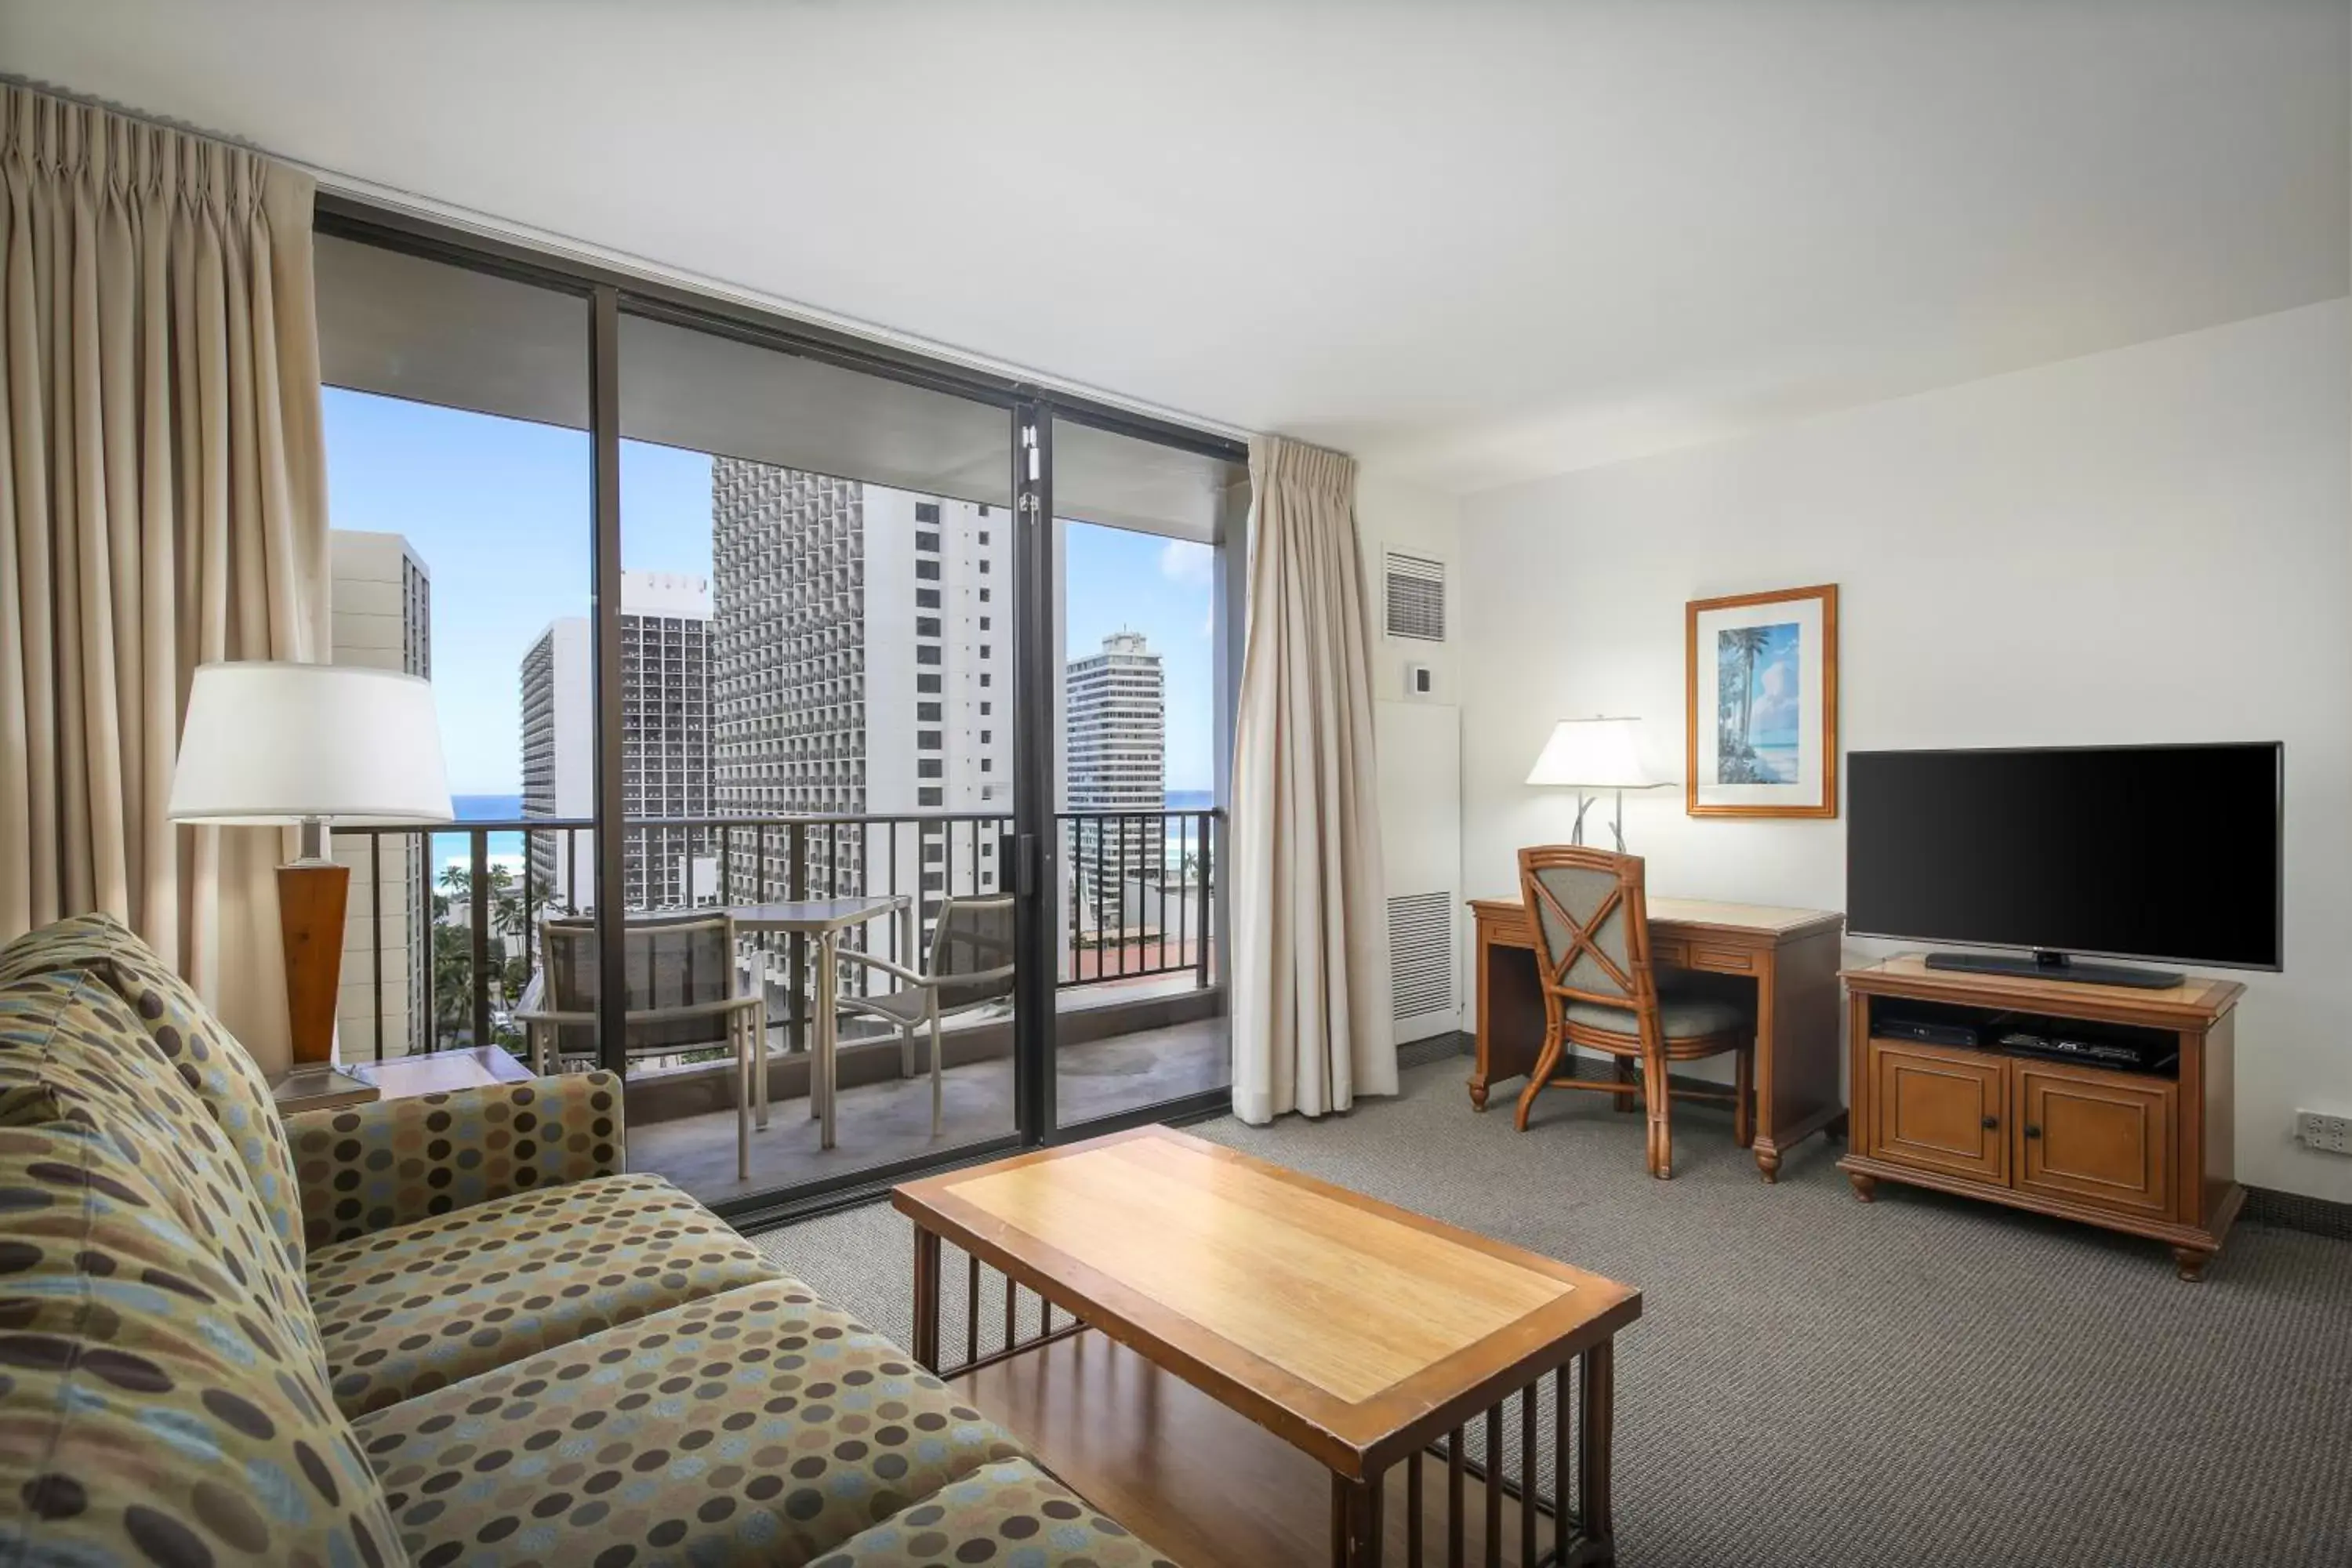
0, 913, 1178, 1568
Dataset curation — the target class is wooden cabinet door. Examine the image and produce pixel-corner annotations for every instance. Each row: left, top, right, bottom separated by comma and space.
1867, 1039, 2008, 1184
2014, 1064, 2174, 1218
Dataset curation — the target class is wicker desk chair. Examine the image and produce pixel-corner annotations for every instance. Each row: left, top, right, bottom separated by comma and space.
835, 895, 1017, 1137
517, 911, 766, 1180
1513, 844, 1754, 1178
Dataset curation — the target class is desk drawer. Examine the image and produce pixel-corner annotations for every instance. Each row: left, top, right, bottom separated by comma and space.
1650, 938, 1691, 970
1688, 943, 1755, 975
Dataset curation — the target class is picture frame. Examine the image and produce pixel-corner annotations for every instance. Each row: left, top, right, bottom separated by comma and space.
1686, 583, 1838, 818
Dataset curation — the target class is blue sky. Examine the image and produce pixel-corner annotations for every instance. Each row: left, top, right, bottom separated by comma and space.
322, 388, 1215, 795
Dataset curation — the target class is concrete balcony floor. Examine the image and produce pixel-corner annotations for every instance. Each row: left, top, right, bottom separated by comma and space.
628, 1013, 1229, 1207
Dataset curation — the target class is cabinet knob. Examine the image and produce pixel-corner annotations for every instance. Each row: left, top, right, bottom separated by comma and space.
2024, 1123, 2042, 1140
1980, 1116, 1998, 1131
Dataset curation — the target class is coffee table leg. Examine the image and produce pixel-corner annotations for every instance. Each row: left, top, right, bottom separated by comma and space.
912, 1225, 942, 1373
1332, 1470, 1381, 1566
1577, 1341, 1615, 1561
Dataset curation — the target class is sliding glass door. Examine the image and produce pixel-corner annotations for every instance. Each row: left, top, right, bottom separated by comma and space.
611, 310, 1027, 1207
1047, 416, 1247, 1131
312, 200, 1244, 1221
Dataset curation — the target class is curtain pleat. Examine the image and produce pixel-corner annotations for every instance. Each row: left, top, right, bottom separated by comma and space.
1229, 436, 1396, 1123
0, 85, 327, 1065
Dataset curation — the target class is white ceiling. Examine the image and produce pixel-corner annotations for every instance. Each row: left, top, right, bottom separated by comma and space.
5, 0, 2346, 492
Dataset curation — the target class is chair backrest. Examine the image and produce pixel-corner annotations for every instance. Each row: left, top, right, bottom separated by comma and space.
1517, 844, 1656, 1011
538, 910, 741, 1060
926, 895, 1018, 1012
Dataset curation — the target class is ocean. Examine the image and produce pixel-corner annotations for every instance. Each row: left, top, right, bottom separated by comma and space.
442, 795, 525, 871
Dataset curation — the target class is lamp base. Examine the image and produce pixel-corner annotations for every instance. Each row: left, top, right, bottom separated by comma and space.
278, 860, 350, 1069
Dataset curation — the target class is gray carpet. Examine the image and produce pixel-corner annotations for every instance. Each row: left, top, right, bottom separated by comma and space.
752, 1054, 2352, 1567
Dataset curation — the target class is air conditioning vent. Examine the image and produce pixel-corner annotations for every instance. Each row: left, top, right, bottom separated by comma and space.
1384, 552, 1446, 642
1388, 891, 1454, 1022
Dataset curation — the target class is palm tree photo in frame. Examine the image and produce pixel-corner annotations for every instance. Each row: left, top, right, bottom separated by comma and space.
1686, 583, 1838, 818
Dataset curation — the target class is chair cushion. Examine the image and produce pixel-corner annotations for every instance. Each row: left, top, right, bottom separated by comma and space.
308, 1171, 783, 1416
0, 968, 328, 1383
0, 910, 305, 1265
0, 1120, 399, 1568
811, 1457, 1179, 1567
1566, 990, 1750, 1040
356, 1279, 1029, 1568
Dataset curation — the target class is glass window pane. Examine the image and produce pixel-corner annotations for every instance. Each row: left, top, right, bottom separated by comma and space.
1052, 419, 1245, 544
617, 310, 1020, 1208
1050, 416, 1243, 1127
618, 314, 1010, 506
315, 238, 590, 1072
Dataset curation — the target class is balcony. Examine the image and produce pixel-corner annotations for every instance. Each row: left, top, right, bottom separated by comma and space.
336, 807, 1225, 1208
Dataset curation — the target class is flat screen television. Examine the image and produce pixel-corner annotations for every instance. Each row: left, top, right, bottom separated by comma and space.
1846, 743, 2282, 987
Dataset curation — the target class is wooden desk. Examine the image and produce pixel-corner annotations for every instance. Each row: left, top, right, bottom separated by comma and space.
1470, 896, 1846, 1181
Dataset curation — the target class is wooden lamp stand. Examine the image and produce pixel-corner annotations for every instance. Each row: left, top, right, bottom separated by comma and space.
273, 818, 375, 1108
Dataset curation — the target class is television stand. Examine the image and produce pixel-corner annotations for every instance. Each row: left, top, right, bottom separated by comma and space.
1925, 948, 2184, 990
1842, 956, 2241, 1280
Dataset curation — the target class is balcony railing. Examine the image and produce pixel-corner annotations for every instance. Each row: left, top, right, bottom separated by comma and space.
332, 808, 1218, 1065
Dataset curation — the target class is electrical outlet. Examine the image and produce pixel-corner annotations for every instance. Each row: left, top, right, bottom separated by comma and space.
2295, 1109, 2352, 1155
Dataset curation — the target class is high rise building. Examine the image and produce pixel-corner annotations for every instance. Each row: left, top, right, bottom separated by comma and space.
520, 571, 714, 912
328, 530, 432, 1058
709, 459, 1010, 918
1065, 630, 1167, 907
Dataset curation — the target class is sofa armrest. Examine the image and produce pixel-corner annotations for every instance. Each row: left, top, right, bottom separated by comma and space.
285, 1071, 625, 1250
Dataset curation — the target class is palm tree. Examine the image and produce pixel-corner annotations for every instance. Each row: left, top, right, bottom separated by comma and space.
437, 862, 532, 1026
430, 924, 473, 1047
1722, 626, 1773, 747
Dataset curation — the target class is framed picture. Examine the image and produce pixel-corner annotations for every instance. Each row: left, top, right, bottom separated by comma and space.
1686, 583, 1838, 818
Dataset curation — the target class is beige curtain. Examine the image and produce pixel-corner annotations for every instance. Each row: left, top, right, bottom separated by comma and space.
1229, 437, 1396, 1123
0, 85, 328, 1065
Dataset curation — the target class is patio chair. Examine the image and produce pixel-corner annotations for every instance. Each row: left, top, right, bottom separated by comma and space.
836, 895, 1017, 1135
516, 911, 766, 1180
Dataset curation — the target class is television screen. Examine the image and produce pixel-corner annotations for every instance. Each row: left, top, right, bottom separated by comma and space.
1846, 744, 2282, 971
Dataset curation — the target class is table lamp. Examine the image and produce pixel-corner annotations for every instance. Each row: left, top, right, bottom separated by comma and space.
169, 662, 452, 1078
1525, 716, 1668, 851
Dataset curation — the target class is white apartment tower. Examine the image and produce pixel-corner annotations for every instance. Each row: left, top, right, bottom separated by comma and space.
328, 530, 432, 1058
710, 459, 1011, 917
520, 571, 714, 912
1065, 630, 1167, 898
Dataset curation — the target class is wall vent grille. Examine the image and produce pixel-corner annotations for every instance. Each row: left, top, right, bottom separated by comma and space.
1384, 552, 1446, 642
1388, 890, 1454, 1021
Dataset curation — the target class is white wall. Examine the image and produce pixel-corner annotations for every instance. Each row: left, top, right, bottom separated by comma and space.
1358, 474, 1468, 1031
1457, 299, 2352, 1201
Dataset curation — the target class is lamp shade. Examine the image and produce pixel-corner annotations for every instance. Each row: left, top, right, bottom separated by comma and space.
168, 662, 453, 824
1525, 717, 1661, 789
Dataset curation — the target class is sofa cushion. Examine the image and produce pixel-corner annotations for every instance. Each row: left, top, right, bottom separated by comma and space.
811, 1457, 1181, 1567
0, 910, 305, 1265
0, 1120, 399, 1568
0, 968, 328, 1383
309, 1171, 783, 1416
286, 1070, 627, 1251
357, 1279, 1027, 1568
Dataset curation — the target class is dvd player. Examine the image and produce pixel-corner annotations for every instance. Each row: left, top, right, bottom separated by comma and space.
1878, 1017, 1981, 1050
1994, 1029, 2176, 1073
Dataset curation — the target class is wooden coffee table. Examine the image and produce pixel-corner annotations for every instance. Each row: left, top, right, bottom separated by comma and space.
894, 1126, 1641, 1566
